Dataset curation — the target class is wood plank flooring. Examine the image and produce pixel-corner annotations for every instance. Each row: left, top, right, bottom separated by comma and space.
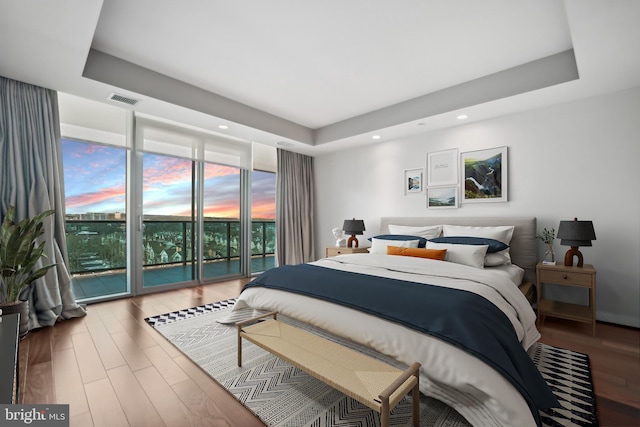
538, 317, 640, 426
18, 279, 640, 427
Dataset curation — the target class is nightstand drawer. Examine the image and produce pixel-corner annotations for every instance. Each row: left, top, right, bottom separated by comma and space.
325, 247, 369, 257
326, 247, 346, 257
538, 269, 592, 287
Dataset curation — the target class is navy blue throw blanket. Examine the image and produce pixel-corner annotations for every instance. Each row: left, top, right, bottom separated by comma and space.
244, 264, 559, 426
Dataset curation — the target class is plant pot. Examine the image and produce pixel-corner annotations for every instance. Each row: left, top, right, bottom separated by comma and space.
1, 300, 29, 339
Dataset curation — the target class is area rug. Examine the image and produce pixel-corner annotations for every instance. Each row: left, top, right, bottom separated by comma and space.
146, 300, 598, 427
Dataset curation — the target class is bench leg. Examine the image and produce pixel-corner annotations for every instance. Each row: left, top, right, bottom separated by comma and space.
412, 381, 419, 427
380, 398, 390, 427
237, 326, 243, 367
235, 311, 278, 368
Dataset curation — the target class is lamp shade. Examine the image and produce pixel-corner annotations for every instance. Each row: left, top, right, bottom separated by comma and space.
342, 219, 365, 235
557, 218, 596, 247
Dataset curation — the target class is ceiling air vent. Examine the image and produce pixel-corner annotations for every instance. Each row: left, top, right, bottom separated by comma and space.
108, 93, 140, 106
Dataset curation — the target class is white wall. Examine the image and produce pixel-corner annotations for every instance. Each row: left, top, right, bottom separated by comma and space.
314, 87, 640, 328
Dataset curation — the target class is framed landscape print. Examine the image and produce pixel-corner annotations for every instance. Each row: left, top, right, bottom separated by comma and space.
427, 186, 458, 209
427, 148, 458, 187
404, 168, 423, 195
460, 146, 508, 203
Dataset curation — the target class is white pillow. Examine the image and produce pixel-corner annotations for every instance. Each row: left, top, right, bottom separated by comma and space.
388, 224, 442, 239
484, 249, 512, 267
442, 225, 514, 244
441, 225, 514, 266
426, 241, 488, 269
369, 237, 420, 254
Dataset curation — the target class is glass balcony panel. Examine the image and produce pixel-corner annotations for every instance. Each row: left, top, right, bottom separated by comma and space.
69, 218, 274, 300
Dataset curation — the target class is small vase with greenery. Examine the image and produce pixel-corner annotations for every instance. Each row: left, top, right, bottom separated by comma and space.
1, 205, 56, 337
536, 227, 556, 263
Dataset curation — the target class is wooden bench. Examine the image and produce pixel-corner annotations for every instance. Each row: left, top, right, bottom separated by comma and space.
237, 312, 420, 427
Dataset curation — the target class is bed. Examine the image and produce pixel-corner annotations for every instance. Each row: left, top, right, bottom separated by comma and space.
224, 216, 558, 426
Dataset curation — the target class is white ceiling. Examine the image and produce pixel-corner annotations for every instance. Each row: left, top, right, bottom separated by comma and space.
1, 0, 639, 156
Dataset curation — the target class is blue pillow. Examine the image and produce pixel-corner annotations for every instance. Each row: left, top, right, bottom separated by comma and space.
428, 236, 509, 253
368, 234, 428, 248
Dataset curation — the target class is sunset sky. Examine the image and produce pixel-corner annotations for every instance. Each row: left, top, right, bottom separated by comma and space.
62, 139, 276, 219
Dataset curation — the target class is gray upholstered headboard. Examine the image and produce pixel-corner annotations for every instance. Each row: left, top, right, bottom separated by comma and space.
380, 216, 537, 284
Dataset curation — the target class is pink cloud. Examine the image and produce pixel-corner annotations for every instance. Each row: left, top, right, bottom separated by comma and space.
144, 157, 192, 187
251, 201, 275, 220
66, 187, 125, 208
204, 164, 239, 180
203, 202, 240, 218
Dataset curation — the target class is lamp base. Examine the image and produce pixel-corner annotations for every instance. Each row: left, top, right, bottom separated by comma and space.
347, 235, 359, 248
564, 246, 584, 267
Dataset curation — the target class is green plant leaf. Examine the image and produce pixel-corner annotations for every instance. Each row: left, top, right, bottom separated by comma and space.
0, 206, 56, 302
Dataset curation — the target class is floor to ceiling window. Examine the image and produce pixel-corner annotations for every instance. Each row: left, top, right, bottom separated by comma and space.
134, 115, 255, 294
62, 138, 128, 299
59, 93, 130, 301
59, 94, 275, 302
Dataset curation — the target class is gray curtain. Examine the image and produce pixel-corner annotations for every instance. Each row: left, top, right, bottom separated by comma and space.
0, 76, 86, 329
276, 149, 315, 265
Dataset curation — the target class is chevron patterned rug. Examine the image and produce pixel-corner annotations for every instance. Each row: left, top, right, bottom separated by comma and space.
146, 300, 598, 427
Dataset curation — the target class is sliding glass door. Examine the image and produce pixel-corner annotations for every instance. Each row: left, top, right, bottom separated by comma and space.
202, 163, 242, 280
141, 153, 197, 289
135, 115, 253, 293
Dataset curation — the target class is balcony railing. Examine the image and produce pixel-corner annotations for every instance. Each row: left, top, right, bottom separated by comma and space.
65, 219, 275, 275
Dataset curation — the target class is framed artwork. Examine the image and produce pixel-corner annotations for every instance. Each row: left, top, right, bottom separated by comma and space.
460, 146, 508, 203
404, 168, 423, 195
427, 148, 458, 187
427, 186, 458, 209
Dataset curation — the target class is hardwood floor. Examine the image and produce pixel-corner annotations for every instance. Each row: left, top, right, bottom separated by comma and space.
18, 279, 640, 427
538, 317, 640, 426
19, 278, 264, 427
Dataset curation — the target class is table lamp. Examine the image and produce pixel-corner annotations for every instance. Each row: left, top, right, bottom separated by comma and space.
342, 219, 365, 248
557, 218, 596, 267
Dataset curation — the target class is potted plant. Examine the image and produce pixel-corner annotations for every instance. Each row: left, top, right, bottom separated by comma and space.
0, 205, 56, 338
536, 227, 556, 264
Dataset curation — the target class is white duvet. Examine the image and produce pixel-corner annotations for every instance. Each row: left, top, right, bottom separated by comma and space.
226, 253, 542, 426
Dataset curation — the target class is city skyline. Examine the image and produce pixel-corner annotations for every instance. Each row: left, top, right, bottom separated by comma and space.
62, 139, 276, 219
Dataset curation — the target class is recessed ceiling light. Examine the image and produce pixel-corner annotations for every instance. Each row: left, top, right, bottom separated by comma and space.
372, 135, 381, 140
457, 114, 468, 120
218, 124, 229, 130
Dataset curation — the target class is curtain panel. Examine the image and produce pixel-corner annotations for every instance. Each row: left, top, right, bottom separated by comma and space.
0, 76, 86, 329
276, 149, 315, 265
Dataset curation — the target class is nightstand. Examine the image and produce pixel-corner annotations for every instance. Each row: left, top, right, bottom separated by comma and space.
325, 246, 369, 257
536, 261, 596, 336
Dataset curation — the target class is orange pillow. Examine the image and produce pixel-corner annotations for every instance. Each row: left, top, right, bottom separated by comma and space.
386, 245, 447, 260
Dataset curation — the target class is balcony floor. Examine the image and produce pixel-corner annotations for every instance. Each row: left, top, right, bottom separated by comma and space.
72, 255, 275, 300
